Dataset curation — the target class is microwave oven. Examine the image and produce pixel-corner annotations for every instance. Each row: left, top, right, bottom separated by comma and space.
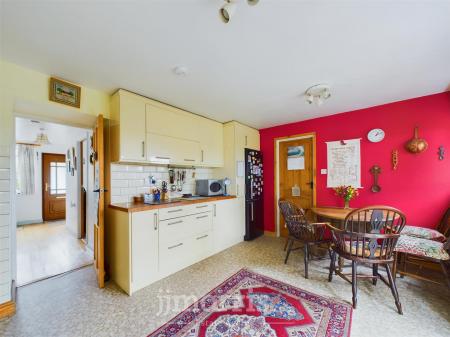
195, 179, 224, 196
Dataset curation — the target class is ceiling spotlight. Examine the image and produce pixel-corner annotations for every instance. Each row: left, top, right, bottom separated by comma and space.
220, 0, 237, 24
304, 84, 331, 106
220, 0, 259, 23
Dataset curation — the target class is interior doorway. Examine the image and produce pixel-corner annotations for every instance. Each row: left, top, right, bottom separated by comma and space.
275, 133, 316, 237
15, 117, 94, 286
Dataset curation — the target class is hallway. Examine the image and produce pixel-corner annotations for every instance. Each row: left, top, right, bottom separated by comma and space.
16, 221, 93, 286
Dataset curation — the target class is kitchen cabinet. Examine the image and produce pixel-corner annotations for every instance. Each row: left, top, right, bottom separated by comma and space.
217, 121, 260, 197
145, 99, 223, 167
146, 133, 200, 165
131, 210, 159, 292
110, 90, 147, 162
105, 209, 158, 295
212, 198, 244, 254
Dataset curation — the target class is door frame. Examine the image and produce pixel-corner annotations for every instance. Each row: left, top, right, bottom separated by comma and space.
41, 152, 66, 221
10, 109, 95, 290
274, 132, 316, 237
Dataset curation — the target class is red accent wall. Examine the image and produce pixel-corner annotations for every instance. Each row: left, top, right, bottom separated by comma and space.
260, 92, 450, 231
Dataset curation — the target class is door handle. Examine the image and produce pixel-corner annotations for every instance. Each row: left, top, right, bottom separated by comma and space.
251, 202, 254, 221
93, 188, 108, 193
213, 204, 216, 217
154, 213, 158, 230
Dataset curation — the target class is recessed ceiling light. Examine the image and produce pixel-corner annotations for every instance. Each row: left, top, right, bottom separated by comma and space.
173, 66, 188, 77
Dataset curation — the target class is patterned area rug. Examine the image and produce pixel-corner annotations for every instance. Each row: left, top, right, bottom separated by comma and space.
148, 269, 352, 337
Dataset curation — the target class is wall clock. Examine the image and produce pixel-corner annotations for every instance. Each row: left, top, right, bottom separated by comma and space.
367, 128, 385, 143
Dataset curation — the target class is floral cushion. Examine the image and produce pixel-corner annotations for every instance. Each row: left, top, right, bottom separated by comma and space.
395, 235, 450, 261
401, 225, 446, 242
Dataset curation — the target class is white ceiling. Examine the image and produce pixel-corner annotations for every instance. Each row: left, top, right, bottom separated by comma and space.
15, 117, 89, 146
2, 0, 450, 129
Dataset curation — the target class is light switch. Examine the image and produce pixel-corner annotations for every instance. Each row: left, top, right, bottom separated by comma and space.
321, 169, 327, 174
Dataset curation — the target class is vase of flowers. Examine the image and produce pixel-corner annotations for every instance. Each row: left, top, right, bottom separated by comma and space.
333, 185, 359, 208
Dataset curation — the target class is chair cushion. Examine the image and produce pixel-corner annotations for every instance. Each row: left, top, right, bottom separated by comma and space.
395, 236, 450, 261
401, 225, 446, 242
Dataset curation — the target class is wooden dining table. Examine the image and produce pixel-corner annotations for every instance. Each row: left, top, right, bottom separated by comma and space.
310, 206, 353, 223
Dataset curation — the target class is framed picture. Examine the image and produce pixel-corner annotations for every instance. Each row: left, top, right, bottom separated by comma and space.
49, 77, 81, 108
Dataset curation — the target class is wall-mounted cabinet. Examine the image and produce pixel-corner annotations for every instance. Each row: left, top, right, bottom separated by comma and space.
110, 89, 223, 167
110, 90, 147, 162
217, 121, 260, 198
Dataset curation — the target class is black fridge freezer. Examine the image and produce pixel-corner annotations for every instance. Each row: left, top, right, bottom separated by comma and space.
244, 148, 264, 241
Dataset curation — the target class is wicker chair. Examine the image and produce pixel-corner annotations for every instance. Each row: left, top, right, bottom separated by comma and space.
327, 206, 406, 314
278, 200, 331, 279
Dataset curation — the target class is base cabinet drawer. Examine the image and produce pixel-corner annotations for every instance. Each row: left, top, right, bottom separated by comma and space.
159, 238, 191, 275
191, 231, 213, 262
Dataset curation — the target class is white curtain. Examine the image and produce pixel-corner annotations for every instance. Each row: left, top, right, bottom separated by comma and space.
17, 144, 35, 195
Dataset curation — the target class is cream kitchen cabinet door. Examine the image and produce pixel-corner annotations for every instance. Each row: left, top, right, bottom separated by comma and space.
199, 120, 224, 167
110, 90, 147, 162
146, 133, 200, 165
130, 210, 159, 293
212, 199, 244, 254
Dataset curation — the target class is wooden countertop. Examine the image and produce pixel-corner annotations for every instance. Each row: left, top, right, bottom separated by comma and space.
109, 195, 237, 213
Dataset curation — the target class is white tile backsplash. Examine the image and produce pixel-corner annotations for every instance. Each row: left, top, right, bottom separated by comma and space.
110, 163, 217, 203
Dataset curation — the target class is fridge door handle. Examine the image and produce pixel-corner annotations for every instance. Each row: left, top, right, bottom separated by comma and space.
251, 201, 254, 221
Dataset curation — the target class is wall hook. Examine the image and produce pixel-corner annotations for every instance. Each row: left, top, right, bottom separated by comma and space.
438, 145, 445, 160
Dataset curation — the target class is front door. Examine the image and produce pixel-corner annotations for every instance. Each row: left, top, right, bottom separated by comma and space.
42, 153, 66, 221
278, 137, 314, 237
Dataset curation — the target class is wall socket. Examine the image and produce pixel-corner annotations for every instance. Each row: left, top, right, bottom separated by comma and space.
320, 169, 327, 174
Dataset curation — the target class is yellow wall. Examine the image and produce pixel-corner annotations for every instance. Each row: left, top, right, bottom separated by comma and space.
0, 60, 110, 145
0, 60, 111, 304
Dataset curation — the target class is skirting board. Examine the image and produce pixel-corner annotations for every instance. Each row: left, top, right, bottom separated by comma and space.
264, 230, 277, 237
17, 219, 43, 226
0, 301, 16, 318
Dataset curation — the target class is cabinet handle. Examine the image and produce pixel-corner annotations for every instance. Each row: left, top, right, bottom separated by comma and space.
201, 150, 204, 162
196, 205, 208, 209
213, 204, 217, 217
196, 234, 208, 240
168, 208, 183, 213
168, 220, 183, 226
184, 159, 195, 162
156, 156, 171, 160
141, 141, 145, 157
251, 202, 254, 221
154, 213, 158, 230
237, 184, 239, 196
168, 243, 183, 250
245, 135, 248, 146
196, 215, 208, 219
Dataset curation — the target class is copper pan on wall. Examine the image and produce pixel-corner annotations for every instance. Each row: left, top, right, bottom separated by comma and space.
405, 126, 428, 154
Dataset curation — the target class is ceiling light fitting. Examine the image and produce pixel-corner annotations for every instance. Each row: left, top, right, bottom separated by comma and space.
220, 0, 259, 24
305, 84, 331, 106
35, 127, 51, 145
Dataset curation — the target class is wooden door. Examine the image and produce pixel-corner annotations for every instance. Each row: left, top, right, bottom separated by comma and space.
93, 115, 105, 288
279, 137, 314, 237
42, 153, 66, 221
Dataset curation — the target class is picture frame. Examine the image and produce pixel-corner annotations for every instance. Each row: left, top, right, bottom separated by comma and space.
49, 77, 81, 108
